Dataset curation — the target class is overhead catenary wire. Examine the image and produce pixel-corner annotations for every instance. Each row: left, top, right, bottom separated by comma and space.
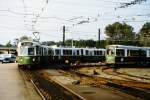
0, 0, 149, 42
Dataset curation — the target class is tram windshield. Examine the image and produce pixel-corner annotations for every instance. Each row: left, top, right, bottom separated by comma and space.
107, 49, 114, 56
20, 47, 28, 55
28, 48, 34, 55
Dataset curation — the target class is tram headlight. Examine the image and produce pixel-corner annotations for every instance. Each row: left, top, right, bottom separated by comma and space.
20, 59, 23, 62
65, 60, 69, 64
32, 58, 35, 62
121, 58, 124, 62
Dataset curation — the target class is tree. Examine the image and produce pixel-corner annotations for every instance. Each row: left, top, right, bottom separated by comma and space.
20, 35, 32, 42
13, 38, 19, 46
6, 41, 12, 47
85, 40, 96, 47
41, 41, 56, 46
138, 22, 150, 46
105, 22, 135, 43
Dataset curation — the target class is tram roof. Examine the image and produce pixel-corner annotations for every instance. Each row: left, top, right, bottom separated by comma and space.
18, 40, 41, 47
50, 46, 105, 50
19, 40, 40, 44
141, 47, 150, 50
107, 45, 140, 49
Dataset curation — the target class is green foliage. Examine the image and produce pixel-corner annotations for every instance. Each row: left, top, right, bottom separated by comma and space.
41, 39, 141, 48
139, 22, 150, 46
20, 35, 32, 42
105, 40, 140, 46
41, 41, 56, 46
105, 22, 135, 41
6, 41, 12, 47
43, 39, 97, 48
64, 39, 96, 48
16, 21, 150, 47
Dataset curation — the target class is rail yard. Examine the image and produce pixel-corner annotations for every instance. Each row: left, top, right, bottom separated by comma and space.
1, 0, 150, 100
1, 63, 150, 100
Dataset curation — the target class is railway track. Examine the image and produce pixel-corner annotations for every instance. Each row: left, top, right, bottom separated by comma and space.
19, 68, 47, 100
19, 68, 86, 100
19, 64, 150, 100
102, 68, 150, 83
116, 71, 150, 81
65, 68, 150, 100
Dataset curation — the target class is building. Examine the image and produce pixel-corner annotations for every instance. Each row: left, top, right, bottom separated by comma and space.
0, 46, 17, 55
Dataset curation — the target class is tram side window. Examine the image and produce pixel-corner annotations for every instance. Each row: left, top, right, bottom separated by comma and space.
85, 50, 89, 55
55, 49, 60, 56
63, 50, 72, 55
94, 51, 96, 55
73, 50, 76, 55
98, 51, 102, 55
28, 48, 34, 55
94, 51, 102, 55
48, 49, 53, 55
36, 46, 41, 55
41, 48, 43, 55
90, 51, 93, 55
116, 49, 125, 56
77, 50, 79, 55
73, 50, 79, 55
43, 48, 48, 55
140, 50, 146, 57
127, 50, 139, 56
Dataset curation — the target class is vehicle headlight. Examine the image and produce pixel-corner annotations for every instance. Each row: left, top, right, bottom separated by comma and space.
20, 59, 23, 61
65, 60, 69, 64
33, 58, 35, 62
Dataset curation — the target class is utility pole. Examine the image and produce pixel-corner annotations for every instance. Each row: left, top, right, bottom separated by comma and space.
63, 25, 65, 46
71, 39, 73, 47
98, 28, 101, 48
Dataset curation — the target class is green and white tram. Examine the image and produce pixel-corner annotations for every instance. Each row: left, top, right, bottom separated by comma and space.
106, 45, 150, 66
17, 40, 106, 68
17, 40, 41, 67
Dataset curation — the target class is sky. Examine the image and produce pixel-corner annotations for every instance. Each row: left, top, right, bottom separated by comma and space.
0, 0, 150, 44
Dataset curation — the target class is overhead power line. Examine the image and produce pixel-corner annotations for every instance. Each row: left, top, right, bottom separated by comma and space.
0, 9, 34, 15
116, 0, 147, 9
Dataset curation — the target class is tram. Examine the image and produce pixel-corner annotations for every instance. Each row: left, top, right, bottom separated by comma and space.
17, 40, 105, 68
106, 45, 150, 66
17, 40, 41, 67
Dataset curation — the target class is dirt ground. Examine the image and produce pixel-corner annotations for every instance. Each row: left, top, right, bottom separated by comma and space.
117, 68, 150, 78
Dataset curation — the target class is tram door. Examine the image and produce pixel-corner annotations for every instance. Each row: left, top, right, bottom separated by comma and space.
106, 47, 115, 64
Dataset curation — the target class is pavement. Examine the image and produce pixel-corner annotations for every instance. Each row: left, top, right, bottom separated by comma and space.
0, 63, 41, 100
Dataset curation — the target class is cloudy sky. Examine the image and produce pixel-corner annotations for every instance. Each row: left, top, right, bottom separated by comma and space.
0, 0, 149, 44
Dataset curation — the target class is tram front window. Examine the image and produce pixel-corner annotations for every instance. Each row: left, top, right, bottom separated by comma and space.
107, 49, 114, 56
20, 48, 28, 55
28, 48, 34, 55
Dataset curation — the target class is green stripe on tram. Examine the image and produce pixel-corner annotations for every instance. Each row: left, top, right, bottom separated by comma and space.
18, 56, 38, 65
